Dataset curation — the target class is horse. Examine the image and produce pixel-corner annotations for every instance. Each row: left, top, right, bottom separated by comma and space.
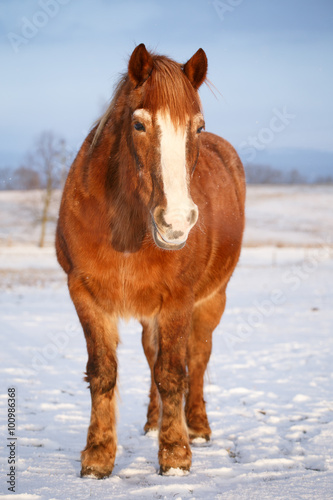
56, 43, 245, 478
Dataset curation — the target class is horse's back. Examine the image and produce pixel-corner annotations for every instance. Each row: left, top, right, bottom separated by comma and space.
194, 131, 245, 244
199, 131, 245, 201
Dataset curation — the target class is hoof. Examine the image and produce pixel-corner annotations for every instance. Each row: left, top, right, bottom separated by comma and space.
145, 427, 158, 438
188, 425, 211, 443
158, 442, 192, 474
190, 436, 212, 447
144, 423, 158, 433
159, 465, 190, 476
80, 465, 112, 479
80, 444, 115, 479
144, 421, 159, 434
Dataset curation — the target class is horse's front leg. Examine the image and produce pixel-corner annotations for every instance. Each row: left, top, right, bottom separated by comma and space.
154, 305, 192, 474
68, 274, 119, 479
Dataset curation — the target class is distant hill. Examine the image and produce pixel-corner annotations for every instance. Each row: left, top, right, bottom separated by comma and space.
239, 148, 333, 182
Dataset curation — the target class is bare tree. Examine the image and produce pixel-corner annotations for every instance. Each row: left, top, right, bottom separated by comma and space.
287, 169, 306, 184
314, 175, 333, 184
245, 164, 284, 184
12, 166, 40, 190
244, 164, 306, 184
22, 131, 72, 247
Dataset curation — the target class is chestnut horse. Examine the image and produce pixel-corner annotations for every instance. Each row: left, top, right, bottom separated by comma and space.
56, 43, 245, 477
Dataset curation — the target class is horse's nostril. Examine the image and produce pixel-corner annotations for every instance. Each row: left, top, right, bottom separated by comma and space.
154, 207, 171, 229
171, 230, 184, 240
188, 209, 198, 226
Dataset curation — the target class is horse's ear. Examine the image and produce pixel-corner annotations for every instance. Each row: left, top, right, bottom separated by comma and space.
128, 43, 154, 86
183, 48, 208, 89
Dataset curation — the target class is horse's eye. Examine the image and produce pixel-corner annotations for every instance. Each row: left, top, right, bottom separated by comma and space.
197, 126, 204, 134
134, 122, 146, 132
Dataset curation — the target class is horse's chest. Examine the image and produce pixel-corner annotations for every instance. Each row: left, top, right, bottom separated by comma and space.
121, 263, 163, 318
96, 255, 165, 319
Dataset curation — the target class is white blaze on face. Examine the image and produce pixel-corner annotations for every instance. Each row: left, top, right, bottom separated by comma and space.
156, 110, 198, 238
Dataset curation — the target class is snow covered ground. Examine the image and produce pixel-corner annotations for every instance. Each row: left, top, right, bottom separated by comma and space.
244, 185, 333, 247
0, 187, 332, 499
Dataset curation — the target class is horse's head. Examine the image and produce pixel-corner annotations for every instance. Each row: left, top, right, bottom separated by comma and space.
127, 44, 207, 250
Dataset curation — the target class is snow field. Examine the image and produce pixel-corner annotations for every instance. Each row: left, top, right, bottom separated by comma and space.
0, 244, 332, 499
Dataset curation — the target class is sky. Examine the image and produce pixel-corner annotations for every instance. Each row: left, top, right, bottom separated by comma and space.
1, 0, 333, 176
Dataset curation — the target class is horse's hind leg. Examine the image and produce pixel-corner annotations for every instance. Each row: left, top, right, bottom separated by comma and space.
68, 274, 119, 479
141, 318, 159, 433
186, 288, 226, 442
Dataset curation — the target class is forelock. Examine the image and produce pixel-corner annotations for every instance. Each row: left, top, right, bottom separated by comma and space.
141, 56, 202, 127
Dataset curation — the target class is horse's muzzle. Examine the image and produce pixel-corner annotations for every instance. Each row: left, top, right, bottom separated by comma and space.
152, 205, 199, 250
